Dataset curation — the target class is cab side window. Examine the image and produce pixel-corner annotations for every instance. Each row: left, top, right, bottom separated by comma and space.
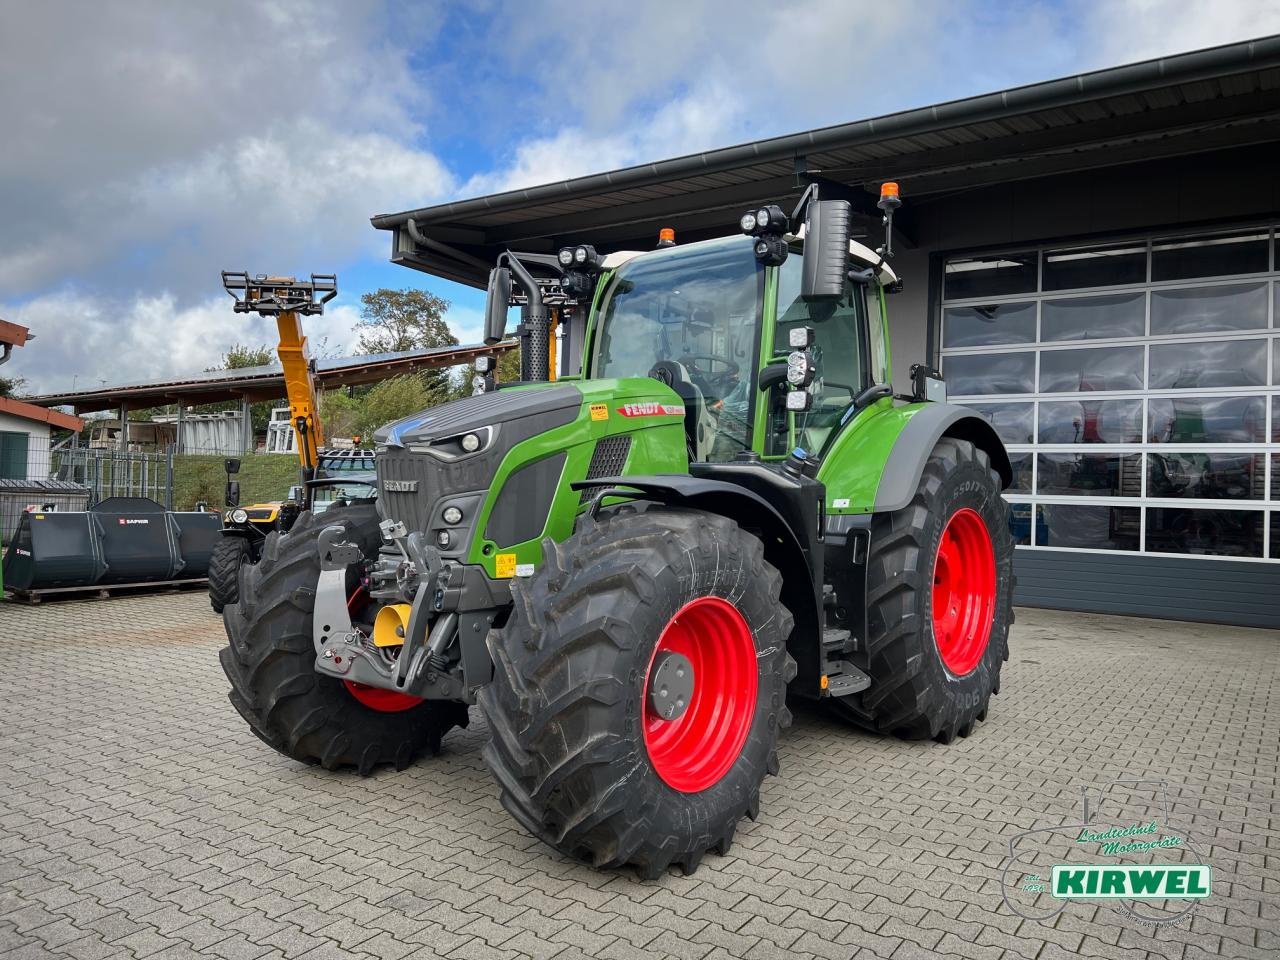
769, 256, 868, 455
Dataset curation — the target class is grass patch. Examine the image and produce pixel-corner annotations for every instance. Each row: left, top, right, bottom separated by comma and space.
172, 454, 303, 511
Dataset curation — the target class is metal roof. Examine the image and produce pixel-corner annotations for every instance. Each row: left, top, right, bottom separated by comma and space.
372, 35, 1280, 288
28, 342, 514, 415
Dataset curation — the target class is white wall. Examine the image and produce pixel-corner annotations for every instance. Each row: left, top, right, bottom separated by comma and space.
0, 412, 52, 481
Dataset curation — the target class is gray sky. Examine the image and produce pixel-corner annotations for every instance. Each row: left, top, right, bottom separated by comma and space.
3, 0, 1279, 394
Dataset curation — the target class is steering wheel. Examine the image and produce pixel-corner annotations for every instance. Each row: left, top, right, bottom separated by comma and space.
680, 354, 740, 396
648, 360, 688, 388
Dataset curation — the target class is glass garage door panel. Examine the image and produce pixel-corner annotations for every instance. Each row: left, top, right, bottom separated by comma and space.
1041, 292, 1145, 342
1148, 339, 1267, 389
942, 302, 1036, 348
941, 226, 1277, 562
1145, 508, 1265, 557
1035, 504, 1140, 551
1039, 345, 1144, 393
1148, 396, 1265, 444
1147, 453, 1266, 500
1149, 283, 1268, 335
1043, 244, 1146, 291
944, 351, 1035, 396
1037, 453, 1141, 497
1039, 399, 1142, 444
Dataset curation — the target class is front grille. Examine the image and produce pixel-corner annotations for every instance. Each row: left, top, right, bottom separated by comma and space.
375, 448, 434, 533
586, 435, 631, 479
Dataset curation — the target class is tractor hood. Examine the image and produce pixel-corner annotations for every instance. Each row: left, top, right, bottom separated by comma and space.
374, 383, 582, 448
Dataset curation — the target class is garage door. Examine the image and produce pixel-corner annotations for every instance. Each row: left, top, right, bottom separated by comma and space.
939, 227, 1278, 627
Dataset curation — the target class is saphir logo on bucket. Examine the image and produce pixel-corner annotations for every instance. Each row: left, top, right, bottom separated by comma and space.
999, 778, 1211, 931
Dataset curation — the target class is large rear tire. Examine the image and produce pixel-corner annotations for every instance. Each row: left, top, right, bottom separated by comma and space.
209, 535, 252, 614
829, 437, 1014, 742
218, 505, 468, 774
479, 504, 796, 879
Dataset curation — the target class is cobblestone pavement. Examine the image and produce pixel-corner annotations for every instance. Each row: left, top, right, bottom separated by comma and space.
1, 590, 1276, 960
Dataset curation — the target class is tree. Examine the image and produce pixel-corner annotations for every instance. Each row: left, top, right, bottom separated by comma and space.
211, 343, 276, 370
355, 289, 455, 354
0, 374, 26, 398
356, 289, 458, 401
351, 376, 433, 441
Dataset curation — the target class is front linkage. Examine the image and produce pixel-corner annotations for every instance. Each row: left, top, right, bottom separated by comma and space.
311, 519, 504, 704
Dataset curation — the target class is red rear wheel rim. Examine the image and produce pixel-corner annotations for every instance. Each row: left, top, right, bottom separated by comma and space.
642, 596, 757, 793
343, 681, 423, 713
931, 507, 996, 676
343, 585, 423, 713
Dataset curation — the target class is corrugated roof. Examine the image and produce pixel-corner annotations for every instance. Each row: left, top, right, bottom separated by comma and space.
371, 35, 1280, 288
28, 342, 515, 414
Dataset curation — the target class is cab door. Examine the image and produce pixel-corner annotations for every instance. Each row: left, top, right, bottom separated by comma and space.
763, 255, 875, 458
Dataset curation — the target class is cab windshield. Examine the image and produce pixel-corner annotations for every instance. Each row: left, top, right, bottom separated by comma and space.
591, 235, 762, 461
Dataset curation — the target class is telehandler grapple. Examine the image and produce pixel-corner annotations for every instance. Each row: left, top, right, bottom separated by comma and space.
219, 184, 1015, 878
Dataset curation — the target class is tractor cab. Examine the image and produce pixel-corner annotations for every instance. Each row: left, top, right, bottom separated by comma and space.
585, 231, 900, 463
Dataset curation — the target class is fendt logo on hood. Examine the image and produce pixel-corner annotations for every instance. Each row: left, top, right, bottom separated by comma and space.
617, 402, 685, 418
383, 480, 418, 493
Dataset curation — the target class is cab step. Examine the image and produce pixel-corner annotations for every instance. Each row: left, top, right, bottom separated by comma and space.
825, 660, 871, 697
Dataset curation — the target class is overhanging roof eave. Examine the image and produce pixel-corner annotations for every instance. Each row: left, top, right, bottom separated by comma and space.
370, 35, 1280, 232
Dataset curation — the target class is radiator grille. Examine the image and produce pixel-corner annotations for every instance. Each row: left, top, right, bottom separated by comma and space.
586, 435, 632, 480
375, 449, 435, 533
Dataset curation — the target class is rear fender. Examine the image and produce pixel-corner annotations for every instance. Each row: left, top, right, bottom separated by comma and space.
572, 474, 824, 696
874, 404, 1012, 513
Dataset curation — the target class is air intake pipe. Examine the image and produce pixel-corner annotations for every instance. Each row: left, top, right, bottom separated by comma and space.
506, 256, 551, 383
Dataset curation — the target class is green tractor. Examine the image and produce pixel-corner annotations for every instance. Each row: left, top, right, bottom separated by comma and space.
219, 184, 1015, 878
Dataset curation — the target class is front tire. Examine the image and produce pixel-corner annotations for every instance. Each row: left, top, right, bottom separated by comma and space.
218, 505, 468, 774
830, 437, 1014, 742
209, 535, 252, 614
479, 505, 796, 878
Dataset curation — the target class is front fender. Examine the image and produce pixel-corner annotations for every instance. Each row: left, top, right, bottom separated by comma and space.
572, 474, 824, 696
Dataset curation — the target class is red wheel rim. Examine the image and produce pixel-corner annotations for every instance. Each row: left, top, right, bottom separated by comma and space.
931, 507, 996, 676
642, 596, 757, 793
343, 680, 423, 713
342, 585, 423, 713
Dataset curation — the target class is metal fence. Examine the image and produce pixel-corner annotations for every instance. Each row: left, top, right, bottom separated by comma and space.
52, 447, 174, 508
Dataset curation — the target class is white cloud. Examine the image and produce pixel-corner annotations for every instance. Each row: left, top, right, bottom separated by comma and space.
3, 292, 362, 394
1086, 0, 1280, 64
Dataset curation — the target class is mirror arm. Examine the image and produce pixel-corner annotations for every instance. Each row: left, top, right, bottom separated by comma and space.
758, 363, 788, 393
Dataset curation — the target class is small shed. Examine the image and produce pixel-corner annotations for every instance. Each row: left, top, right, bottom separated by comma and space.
0, 397, 85, 482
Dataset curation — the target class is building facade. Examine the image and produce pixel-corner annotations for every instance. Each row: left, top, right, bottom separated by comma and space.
372, 37, 1280, 627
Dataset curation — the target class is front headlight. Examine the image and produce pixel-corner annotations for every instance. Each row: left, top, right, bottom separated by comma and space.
230, 508, 248, 524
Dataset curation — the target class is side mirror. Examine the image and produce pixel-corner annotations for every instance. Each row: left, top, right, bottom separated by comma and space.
225, 480, 240, 508
484, 267, 512, 344
224, 457, 241, 476
801, 199, 851, 301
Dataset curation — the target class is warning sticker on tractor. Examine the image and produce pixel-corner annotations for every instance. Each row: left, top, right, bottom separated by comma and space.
832, 498, 851, 508
495, 553, 517, 578
589, 403, 609, 421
